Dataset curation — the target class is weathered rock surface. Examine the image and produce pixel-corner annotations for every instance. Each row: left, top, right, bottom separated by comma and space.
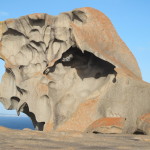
0, 7, 150, 134
1, 127, 150, 150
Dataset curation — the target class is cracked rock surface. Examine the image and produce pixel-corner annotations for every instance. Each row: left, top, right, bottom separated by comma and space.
0, 7, 150, 134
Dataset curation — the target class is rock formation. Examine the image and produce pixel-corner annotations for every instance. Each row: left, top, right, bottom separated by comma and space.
0, 7, 150, 134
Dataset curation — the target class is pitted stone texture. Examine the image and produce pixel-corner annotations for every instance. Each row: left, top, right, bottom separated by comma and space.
0, 7, 150, 134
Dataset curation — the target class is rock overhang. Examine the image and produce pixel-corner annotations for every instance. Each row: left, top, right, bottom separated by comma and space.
0, 7, 141, 78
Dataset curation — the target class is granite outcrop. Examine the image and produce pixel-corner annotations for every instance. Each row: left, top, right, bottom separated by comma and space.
0, 7, 150, 134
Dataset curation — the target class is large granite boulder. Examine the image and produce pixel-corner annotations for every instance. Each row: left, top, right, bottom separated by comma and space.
0, 7, 150, 134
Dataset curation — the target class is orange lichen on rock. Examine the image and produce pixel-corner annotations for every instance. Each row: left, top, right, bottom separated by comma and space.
71, 7, 141, 79
57, 99, 99, 132
138, 113, 150, 123
44, 122, 54, 132
28, 13, 46, 20
86, 117, 126, 134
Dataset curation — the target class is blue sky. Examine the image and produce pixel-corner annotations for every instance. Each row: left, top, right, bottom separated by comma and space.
0, 0, 150, 115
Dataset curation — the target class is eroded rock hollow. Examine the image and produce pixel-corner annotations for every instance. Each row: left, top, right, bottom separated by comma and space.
0, 7, 150, 134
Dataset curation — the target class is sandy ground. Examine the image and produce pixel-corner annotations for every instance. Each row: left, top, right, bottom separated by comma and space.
0, 126, 150, 150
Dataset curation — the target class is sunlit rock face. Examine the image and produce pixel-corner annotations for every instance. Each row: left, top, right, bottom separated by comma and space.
0, 7, 150, 134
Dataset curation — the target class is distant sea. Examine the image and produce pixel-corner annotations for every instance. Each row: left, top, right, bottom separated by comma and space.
0, 115, 34, 130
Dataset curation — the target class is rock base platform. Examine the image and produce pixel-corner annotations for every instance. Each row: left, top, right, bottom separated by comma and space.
1, 127, 150, 150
